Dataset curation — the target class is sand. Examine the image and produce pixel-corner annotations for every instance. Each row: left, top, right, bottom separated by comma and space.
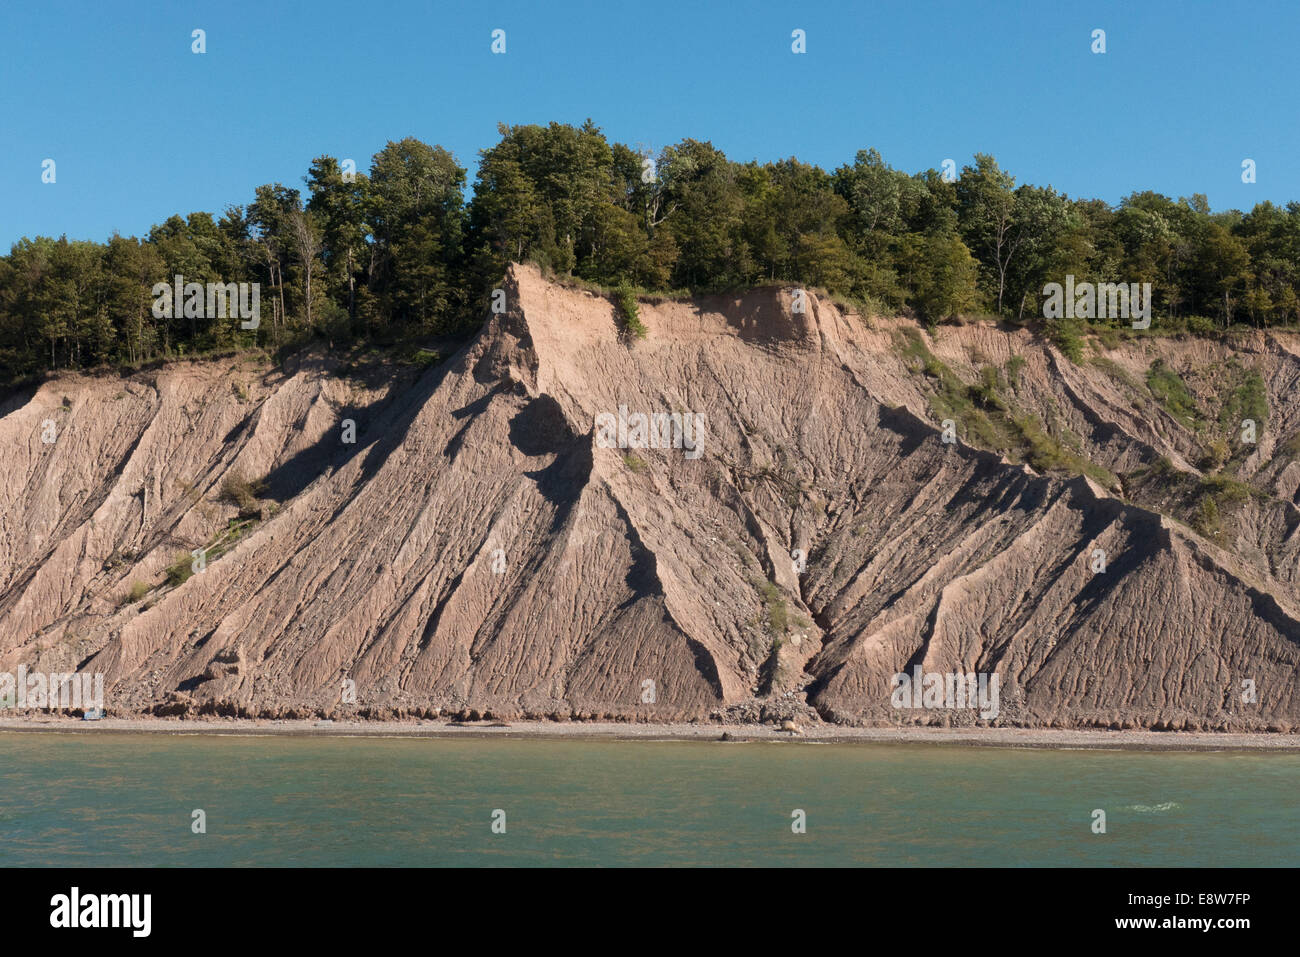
1, 715, 1297, 751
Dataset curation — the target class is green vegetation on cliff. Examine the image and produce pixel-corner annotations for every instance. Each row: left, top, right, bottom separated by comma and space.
6, 122, 1300, 384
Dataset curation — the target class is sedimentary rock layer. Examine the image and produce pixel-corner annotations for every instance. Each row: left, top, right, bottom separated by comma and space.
2, 264, 1296, 730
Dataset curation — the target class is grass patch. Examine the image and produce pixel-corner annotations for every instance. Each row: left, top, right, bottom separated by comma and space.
1089, 355, 1143, 394
1005, 354, 1026, 390
623, 454, 647, 473
164, 514, 262, 589
1146, 359, 1200, 430
1092, 324, 1123, 351
896, 327, 1117, 486
895, 329, 1009, 449
759, 581, 789, 636
1127, 453, 1262, 549
408, 348, 443, 369
1216, 364, 1267, 434
895, 327, 939, 373
901, 330, 1113, 482
1199, 473, 1253, 505
1011, 412, 1117, 487
121, 580, 151, 606
389, 344, 446, 369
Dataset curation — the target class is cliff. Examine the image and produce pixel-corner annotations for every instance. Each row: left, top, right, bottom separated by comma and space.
2, 264, 1296, 730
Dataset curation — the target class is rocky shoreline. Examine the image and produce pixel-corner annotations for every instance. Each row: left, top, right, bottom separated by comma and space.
2, 715, 1298, 751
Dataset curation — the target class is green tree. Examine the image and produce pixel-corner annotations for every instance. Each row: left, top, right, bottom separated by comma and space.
248, 185, 303, 340
956, 154, 1017, 313
659, 139, 750, 289
367, 138, 466, 332
104, 234, 165, 363
957, 156, 1076, 316
306, 156, 371, 331
1194, 221, 1251, 326
906, 231, 980, 322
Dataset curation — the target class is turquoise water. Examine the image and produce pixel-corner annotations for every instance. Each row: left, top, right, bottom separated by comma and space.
1, 732, 1296, 866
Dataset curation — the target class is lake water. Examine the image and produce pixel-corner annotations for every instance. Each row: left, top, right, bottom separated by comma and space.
1, 732, 1296, 866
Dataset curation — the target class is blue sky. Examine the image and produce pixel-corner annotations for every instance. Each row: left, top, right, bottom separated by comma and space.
2, 0, 1297, 248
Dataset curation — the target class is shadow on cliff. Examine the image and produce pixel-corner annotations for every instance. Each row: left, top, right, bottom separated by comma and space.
256, 355, 461, 506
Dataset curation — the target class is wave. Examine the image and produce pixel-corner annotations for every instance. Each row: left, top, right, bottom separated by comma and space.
1123, 801, 1181, 812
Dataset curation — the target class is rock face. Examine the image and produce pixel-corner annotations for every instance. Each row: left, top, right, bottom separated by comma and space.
2, 263, 1298, 730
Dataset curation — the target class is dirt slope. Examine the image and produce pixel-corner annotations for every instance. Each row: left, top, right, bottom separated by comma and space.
2, 264, 1297, 730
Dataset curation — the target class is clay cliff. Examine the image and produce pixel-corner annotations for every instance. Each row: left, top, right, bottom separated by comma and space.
2, 264, 1297, 730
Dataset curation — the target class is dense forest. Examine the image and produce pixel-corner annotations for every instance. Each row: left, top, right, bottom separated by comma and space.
4, 119, 1300, 382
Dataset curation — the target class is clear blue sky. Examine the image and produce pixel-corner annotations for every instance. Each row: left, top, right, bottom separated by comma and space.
2, 0, 1297, 248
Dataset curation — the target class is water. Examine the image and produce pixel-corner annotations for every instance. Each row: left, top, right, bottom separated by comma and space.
1, 732, 1296, 866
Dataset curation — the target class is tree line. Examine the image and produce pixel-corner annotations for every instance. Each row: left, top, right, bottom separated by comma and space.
4, 118, 1300, 381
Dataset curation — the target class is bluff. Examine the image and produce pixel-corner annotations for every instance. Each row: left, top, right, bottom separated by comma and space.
2, 264, 1297, 730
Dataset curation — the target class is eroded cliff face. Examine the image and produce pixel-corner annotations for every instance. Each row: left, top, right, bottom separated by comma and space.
2, 263, 1297, 730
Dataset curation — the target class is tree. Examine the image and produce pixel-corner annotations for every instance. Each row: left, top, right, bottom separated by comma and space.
659, 139, 749, 289
287, 207, 322, 330
1194, 221, 1251, 326
103, 234, 165, 363
367, 138, 466, 331
248, 185, 303, 340
956, 154, 1018, 313
1002, 186, 1078, 319
956, 156, 1077, 317
306, 156, 370, 330
5, 131, 1300, 384
833, 148, 912, 248
906, 232, 979, 322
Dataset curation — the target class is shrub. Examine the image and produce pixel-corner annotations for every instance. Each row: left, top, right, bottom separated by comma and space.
220, 472, 265, 513
122, 580, 151, 605
1150, 455, 1176, 476
975, 365, 1006, 410
614, 285, 646, 340
1191, 495, 1221, 539
1198, 439, 1230, 471
1047, 319, 1085, 362
1200, 474, 1252, 505
165, 552, 195, 587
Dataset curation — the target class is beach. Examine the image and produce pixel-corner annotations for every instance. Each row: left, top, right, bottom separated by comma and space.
2, 715, 1297, 751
